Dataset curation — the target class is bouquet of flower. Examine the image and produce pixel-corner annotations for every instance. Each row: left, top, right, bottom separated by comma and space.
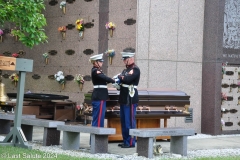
12, 53, 20, 58
105, 22, 116, 37
105, 22, 116, 30
54, 71, 66, 90
105, 49, 115, 65
0, 29, 3, 36
43, 53, 49, 64
9, 73, 19, 87
58, 26, 67, 40
76, 19, 84, 31
74, 74, 84, 91
60, 1, 66, 14
0, 29, 3, 42
76, 19, 85, 38
58, 26, 67, 32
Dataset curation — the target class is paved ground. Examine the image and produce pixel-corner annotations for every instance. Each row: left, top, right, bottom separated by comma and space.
29, 126, 240, 156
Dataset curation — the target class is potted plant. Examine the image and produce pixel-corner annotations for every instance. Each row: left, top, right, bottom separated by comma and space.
76, 19, 85, 39
105, 22, 116, 37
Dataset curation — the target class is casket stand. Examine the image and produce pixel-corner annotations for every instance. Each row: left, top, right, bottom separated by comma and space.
84, 88, 191, 141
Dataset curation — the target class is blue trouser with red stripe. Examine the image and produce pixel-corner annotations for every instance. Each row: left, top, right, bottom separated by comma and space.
120, 103, 137, 147
91, 100, 106, 127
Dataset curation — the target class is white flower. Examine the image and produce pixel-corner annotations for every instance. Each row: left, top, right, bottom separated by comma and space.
57, 71, 63, 76
221, 108, 225, 112
60, 1, 66, 8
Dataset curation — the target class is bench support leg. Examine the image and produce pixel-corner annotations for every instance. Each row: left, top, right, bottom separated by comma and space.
90, 134, 109, 154
170, 136, 187, 156
43, 127, 61, 146
136, 137, 154, 158
62, 131, 80, 150
0, 120, 11, 134
21, 125, 33, 141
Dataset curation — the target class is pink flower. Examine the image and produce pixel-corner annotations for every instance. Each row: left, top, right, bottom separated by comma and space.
12, 53, 19, 58
0, 29, 3, 36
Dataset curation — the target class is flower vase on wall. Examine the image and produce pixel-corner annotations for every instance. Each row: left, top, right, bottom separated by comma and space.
45, 58, 49, 65
79, 83, 83, 91
62, 83, 65, 90
79, 31, 84, 39
62, 32, 66, 40
14, 81, 17, 87
109, 57, 112, 65
0, 36, 2, 42
109, 29, 113, 37
62, 6, 66, 14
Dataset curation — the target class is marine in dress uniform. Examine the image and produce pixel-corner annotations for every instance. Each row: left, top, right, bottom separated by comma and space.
89, 53, 115, 127
117, 52, 140, 148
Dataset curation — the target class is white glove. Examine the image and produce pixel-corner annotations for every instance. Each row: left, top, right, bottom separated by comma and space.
112, 83, 120, 90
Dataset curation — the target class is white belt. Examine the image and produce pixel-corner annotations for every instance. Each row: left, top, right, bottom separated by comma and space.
93, 85, 107, 88
121, 84, 137, 88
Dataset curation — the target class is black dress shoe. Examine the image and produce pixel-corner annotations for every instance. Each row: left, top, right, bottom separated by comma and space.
121, 144, 135, 148
118, 143, 124, 147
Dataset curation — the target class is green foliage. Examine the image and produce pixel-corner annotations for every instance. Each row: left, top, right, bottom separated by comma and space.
0, 146, 99, 160
0, 0, 48, 48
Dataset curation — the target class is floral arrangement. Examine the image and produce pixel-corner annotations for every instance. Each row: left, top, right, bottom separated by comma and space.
75, 74, 84, 91
105, 22, 116, 37
0, 29, 3, 42
12, 53, 20, 58
76, 19, 85, 31
105, 49, 115, 65
76, 19, 85, 38
0, 29, 3, 36
58, 26, 67, 32
60, 1, 66, 8
54, 71, 66, 90
105, 22, 116, 30
74, 74, 85, 84
9, 73, 19, 82
58, 26, 67, 40
43, 53, 49, 64
9, 73, 19, 87
221, 92, 227, 101
60, 1, 66, 14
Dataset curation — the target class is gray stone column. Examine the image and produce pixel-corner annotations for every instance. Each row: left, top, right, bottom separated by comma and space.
201, 0, 225, 135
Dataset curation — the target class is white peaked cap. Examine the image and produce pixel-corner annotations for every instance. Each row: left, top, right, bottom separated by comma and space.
121, 52, 135, 58
89, 53, 104, 61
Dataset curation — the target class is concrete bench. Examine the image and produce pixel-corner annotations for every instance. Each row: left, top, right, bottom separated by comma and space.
57, 125, 116, 154
21, 118, 65, 146
0, 113, 35, 134
129, 127, 195, 158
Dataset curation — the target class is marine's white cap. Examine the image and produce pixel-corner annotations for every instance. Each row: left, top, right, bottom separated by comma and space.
121, 52, 135, 59
89, 53, 104, 62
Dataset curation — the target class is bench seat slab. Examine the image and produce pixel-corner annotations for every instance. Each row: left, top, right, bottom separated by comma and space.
62, 131, 80, 150
90, 134, 108, 154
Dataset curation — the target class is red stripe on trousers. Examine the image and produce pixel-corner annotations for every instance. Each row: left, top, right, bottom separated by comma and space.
98, 100, 103, 127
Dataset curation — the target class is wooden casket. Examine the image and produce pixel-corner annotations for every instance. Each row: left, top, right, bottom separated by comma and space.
84, 88, 191, 141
